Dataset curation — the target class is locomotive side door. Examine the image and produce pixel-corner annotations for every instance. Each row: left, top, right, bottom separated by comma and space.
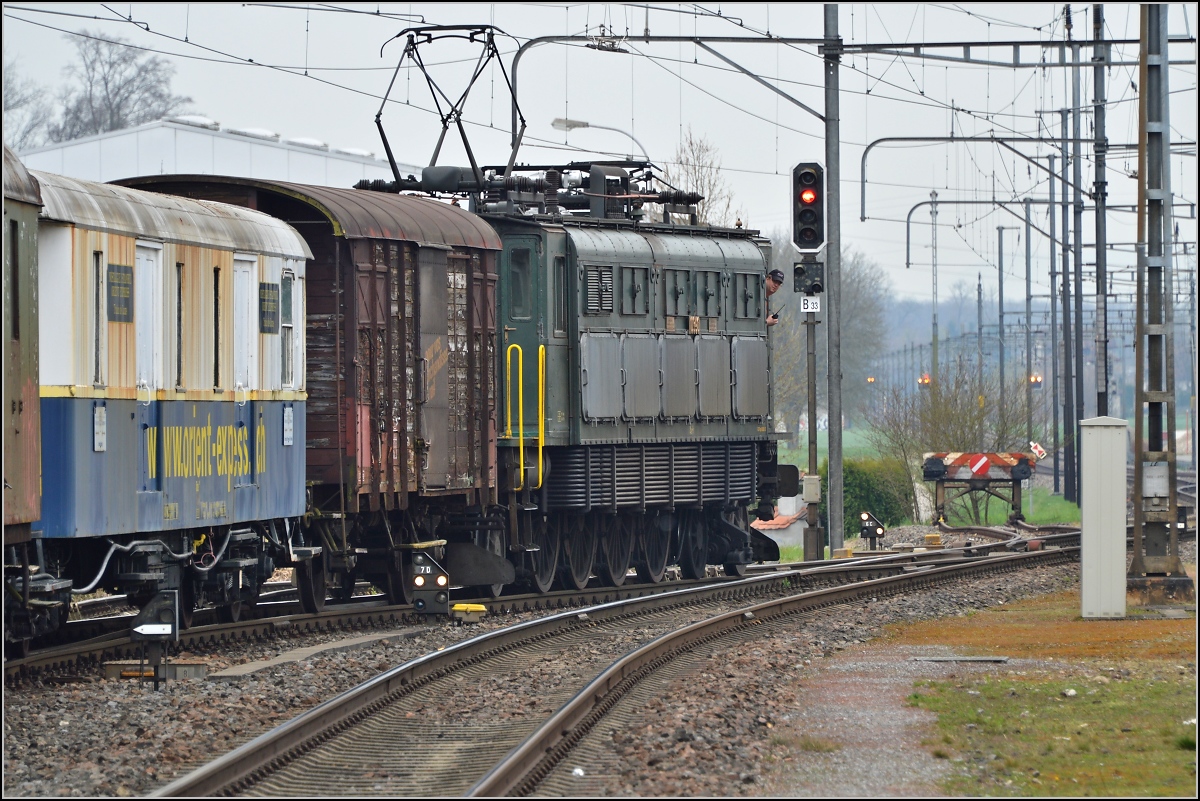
416, 247, 450, 489
499, 235, 543, 458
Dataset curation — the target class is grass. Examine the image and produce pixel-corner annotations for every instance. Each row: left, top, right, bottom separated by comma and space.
946, 487, 1081, 527
775, 542, 843, 562
777, 427, 878, 467
894, 590, 1197, 796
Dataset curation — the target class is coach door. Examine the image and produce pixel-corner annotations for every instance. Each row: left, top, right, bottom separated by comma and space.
233, 257, 257, 488
499, 236, 542, 448
135, 243, 162, 494
416, 247, 450, 489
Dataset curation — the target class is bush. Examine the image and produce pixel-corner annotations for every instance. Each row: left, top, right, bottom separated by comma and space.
819, 456, 914, 540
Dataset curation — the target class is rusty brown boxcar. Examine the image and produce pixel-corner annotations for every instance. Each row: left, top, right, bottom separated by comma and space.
119, 175, 508, 611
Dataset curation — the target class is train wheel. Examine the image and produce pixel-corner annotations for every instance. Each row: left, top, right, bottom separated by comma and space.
297, 552, 327, 614
678, 510, 708, 580
178, 580, 196, 630
599, 514, 635, 587
474, 530, 508, 599
559, 515, 595, 591
383, 557, 413, 606
528, 514, 560, 594
723, 562, 748, 577
636, 516, 672, 584
218, 599, 243, 624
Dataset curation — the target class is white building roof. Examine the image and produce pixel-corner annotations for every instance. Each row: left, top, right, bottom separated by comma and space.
17, 116, 422, 189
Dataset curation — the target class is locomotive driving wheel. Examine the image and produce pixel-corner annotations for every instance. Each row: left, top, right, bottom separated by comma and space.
297, 551, 327, 614
527, 513, 560, 594
598, 513, 635, 587
636, 514, 672, 584
558, 514, 595, 591
677, 509, 708, 581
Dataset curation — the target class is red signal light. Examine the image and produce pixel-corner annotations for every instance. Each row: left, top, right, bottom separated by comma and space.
800, 188, 818, 204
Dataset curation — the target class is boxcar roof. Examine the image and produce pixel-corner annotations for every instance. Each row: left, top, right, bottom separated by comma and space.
33, 170, 312, 260
118, 175, 502, 251
4, 146, 42, 206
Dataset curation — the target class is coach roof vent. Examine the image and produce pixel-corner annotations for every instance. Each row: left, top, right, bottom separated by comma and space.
332, 146, 374, 158
167, 114, 220, 130
224, 126, 281, 142
284, 137, 329, 151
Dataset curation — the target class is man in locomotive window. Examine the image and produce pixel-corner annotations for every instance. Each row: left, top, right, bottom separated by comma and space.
765, 268, 784, 327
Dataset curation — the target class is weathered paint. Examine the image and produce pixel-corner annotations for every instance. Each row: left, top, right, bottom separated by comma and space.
3, 147, 42, 542
112, 175, 501, 510
115, 175, 503, 251
32, 171, 313, 260
36, 398, 305, 538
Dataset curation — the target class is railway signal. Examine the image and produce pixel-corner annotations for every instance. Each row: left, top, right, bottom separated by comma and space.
411, 552, 450, 615
859, 511, 885, 550
792, 162, 825, 251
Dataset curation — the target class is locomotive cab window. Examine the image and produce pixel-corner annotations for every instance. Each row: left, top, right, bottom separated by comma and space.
509, 247, 532, 320
553, 256, 567, 336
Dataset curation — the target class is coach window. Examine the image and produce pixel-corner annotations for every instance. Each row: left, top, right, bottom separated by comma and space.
9, 220, 18, 341
93, 251, 105, 386
509, 247, 532, 319
280, 271, 294, 387
213, 267, 221, 389
175, 262, 184, 390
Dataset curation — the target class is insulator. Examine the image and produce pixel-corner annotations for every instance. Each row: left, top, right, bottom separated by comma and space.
656, 190, 704, 206
353, 179, 398, 193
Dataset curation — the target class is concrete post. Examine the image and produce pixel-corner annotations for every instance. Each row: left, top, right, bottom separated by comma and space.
1080, 417, 1127, 619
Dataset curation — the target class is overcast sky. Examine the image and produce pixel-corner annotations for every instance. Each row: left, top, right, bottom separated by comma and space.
4, 3, 1196, 303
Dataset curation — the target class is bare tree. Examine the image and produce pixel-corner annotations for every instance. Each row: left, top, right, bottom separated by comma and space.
48, 31, 192, 143
864, 354, 1053, 523
3, 58, 52, 150
769, 239, 891, 432
656, 127, 745, 227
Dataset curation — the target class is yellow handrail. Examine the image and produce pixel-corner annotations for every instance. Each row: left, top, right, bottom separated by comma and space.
505, 343, 525, 490
535, 345, 546, 489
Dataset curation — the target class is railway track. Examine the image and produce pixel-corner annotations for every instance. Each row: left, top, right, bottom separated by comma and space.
6, 535, 1044, 686
150, 539, 1079, 797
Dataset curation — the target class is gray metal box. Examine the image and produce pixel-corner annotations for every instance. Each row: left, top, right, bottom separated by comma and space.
1080, 417, 1127, 619
732, 336, 769, 418
622, 334, 660, 419
696, 335, 731, 417
661, 336, 697, 418
581, 333, 622, 420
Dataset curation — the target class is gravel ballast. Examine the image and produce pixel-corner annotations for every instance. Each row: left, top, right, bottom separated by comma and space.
5, 536, 1187, 798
